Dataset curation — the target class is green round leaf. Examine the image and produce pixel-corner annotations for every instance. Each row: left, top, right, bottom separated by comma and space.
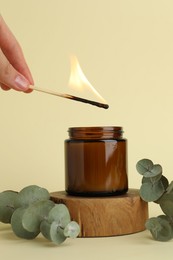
160, 194, 173, 217
136, 159, 162, 178
48, 204, 71, 228
142, 173, 162, 184
0, 191, 18, 223
50, 221, 66, 244
22, 200, 55, 232
16, 185, 50, 207
166, 181, 173, 194
154, 176, 169, 205
149, 164, 163, 177
145, 217, 160, 231
145, 217, 173, 241
136, 159, 153, 175
140, 180, 165, 202
161, 175, 169, 190
157, 214, 171, 222
41, 220, 67, 244
64, 221, 80, 238
40, 220, 51, 241
11, 208, 39, 239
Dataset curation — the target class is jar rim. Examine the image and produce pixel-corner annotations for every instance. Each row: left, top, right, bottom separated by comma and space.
68, 126, 123, 140
68, 126, 122, 131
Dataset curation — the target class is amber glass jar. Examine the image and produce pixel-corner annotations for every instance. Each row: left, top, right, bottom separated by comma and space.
64, 126, 128, 196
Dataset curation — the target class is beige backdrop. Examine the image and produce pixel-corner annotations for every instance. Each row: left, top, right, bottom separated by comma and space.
0, 0, 173, 193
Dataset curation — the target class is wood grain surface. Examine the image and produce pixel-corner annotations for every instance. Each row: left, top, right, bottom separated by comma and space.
51, 189, 148, 237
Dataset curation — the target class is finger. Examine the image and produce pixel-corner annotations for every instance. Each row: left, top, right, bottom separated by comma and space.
0, 49, 30, 91
0, 82, 33, 93
0, 83, 10, 91
0, 15, 34, 85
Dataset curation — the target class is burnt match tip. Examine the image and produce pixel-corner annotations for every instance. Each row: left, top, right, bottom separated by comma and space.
102, 104, 109, 109
66, 94, 109, 109
93, 101, 109, 109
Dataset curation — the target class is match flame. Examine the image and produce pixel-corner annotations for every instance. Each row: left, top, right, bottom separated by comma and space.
68, 55, 106, 103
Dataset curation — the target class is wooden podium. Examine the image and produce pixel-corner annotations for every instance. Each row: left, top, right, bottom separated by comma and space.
51, 189, 148, 237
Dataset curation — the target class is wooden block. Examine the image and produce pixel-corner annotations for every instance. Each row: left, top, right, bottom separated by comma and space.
51, 189, 148, 237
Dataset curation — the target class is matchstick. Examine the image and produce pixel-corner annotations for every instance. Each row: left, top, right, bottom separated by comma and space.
29, 85, 109, 109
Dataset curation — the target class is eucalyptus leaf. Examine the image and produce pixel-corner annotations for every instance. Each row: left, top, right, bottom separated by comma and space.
40, 220, 51, 241
136, 159, 162, 178
145, 217, 173, 241
166, 181, 173, 194
0, 191, 18, 223
11, 208, 39, 239
140, 180, 165, 202
159, 194, 173, 217
48, 204, 71, 228
142, 173, 162, 184
50, 221, 67, 244
64, 221, 80, 238
145, 217, 161, 231
22, 200, 55, 232
160, 175, 169, 190
0, 185, 79, 245
137, 157, 173, 242
157, 214, 171, 222
142, 177, 151, 184
136, 159, 154, 175
41, 220, 67, 244
143, 164, 162, 178
149, 164, 163, 177
16, 185, 50, 208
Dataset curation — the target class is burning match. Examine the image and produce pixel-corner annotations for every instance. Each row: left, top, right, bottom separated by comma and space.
30, 55, 109, 109
29, 85, 109, 109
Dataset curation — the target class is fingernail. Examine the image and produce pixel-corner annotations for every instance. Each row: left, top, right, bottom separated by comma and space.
15, 75, 29, 91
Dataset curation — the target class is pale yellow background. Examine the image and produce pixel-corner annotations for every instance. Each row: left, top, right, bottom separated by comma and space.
0, 0, 173, 259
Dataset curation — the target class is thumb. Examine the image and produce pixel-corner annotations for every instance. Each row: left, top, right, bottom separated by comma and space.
0, 49, 30, 91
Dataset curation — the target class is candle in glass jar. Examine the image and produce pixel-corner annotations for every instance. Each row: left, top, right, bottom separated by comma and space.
64, 126, 128, 196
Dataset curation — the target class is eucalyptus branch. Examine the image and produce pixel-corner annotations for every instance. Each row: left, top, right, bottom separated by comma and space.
0, 185, 80, 245
136, 158, 173, 241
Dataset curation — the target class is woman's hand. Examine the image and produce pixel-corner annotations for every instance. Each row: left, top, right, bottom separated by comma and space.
0, 15, 33, 92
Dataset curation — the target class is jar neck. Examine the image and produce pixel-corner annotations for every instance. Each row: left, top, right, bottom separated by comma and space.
68, 126, 123, 140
